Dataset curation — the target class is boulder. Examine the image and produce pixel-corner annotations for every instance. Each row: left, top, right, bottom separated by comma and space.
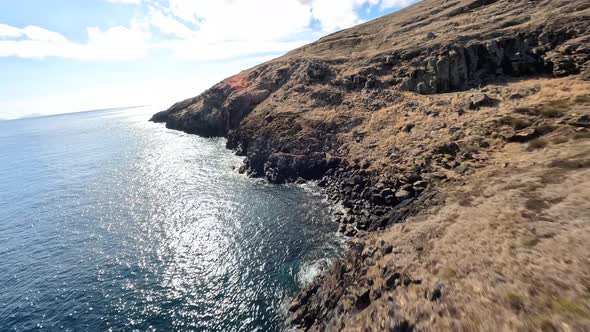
385, 272, 401, 289
429, 285, 443, 301
434, 142, 461, 155
468, 94, 498, 109
402, 123, 415, 132
381, 243, 394, 255
395, 189, 413, 201
501, 128, 538, 142
355, 288, 371, 310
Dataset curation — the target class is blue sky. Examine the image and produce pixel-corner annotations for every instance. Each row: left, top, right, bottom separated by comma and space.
0, 0, 418, 119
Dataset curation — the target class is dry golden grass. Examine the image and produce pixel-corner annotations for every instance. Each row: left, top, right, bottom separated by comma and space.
551, 136, 569, 145
573, 132, 590, 140
574, 95, 590, 104
553, 299, 585, 316
527, 138, 548, 151
332, 137, 590, 331
501, 115, 531, 130
504, 292, 526, 313
536, 99, 570, 117
339, 77, 590, 178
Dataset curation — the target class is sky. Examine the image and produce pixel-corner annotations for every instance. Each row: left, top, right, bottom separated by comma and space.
0, 0, 419, 120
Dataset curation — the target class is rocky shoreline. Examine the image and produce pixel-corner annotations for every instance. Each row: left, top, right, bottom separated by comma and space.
287, 170, 444, 330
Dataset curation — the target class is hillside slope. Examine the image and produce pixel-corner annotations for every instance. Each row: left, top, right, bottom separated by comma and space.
152, 0, 589, 185
151, 0, 590, 330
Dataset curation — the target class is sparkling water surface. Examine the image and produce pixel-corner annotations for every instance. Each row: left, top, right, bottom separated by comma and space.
0, 107, 342, 331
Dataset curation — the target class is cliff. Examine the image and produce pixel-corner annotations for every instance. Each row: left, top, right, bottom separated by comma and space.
152, 0, 590, 330
152, 0, 588, 183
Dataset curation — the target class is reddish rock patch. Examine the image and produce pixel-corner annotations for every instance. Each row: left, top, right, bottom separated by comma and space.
225, 71, 250, 91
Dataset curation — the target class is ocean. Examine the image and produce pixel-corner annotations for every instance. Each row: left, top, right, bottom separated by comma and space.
0, 107, 342, 331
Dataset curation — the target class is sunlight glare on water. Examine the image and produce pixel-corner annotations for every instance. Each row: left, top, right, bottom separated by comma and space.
0, 107, 343, 331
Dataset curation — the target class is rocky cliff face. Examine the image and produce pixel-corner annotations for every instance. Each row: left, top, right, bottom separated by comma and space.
151, 0, 589, 184
152, 0, 590, 330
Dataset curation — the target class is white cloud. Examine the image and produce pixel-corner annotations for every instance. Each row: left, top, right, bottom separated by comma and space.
308, 0, 420, 31
166, 0, 313, 41
0, 0, 422, 118
381, 0, 420, 9
148, 7, 194, 39
0, 24, 148, 60
146, 0, 387, 60
144, 0, 316, 60
162, 0, 374, 37
158, 0, 418, 42
0, 0, 420, 61
23, 26, 68, 43
154, 38, 309, 61
0, 23, 24, 38
309, 0, 365, 32
107, 0, 142, 4
83, 25, 148, 59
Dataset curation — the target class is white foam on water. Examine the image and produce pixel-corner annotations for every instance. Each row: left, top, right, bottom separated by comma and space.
297, 257, 332, 287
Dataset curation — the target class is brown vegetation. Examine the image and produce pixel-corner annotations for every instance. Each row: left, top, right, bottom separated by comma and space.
319, 136, 590, 331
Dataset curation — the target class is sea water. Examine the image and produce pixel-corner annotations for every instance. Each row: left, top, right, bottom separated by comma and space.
0, 107, 342, 331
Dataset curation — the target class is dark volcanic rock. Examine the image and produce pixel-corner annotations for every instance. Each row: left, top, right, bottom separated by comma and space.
398, 28, 589, 95
381, 243, 394, 255
355, 288, 371, 310
149, 110, 169, 123
429, 284, 443, 301
469, 94, 498, 110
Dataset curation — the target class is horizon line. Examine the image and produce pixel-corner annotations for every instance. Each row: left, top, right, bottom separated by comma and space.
0, 104, 153, 122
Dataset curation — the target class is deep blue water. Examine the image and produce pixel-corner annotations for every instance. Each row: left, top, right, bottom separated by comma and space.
0, 107, 342, 331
